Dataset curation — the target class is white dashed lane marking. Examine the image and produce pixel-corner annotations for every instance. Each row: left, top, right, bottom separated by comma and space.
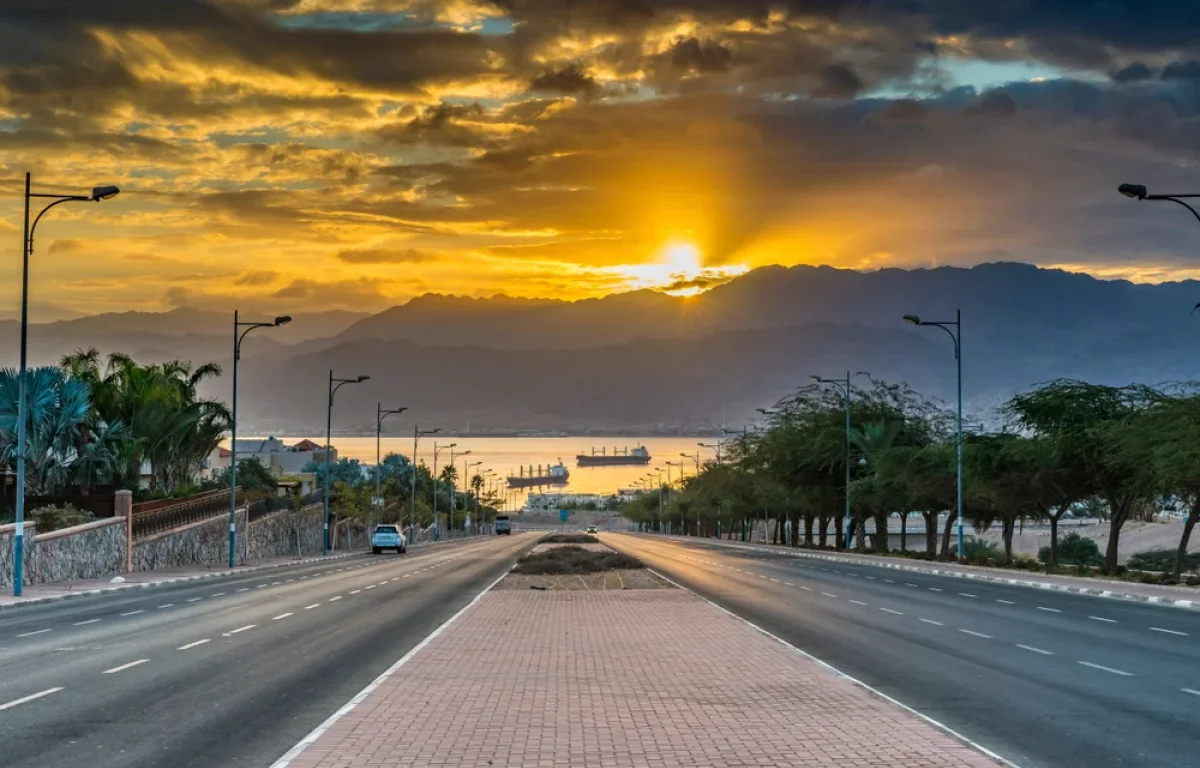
224, 625, 256, 636
178, 639, 210, 650
104, 659, 149, 674
1089, 616, 1116, 623
919, 618, 944, 626
959, 629, 992, 639
272, 613, 293, 620
1016, 644, 1054, 656
16, 629, 50, 638
880, 608, 904, 615
0, 688, 63, 711
1036, 607, 1061, 613
73, 619, 101, 626
119, 610, 145, 617
1078, 661, 1135, 676
1150, 627, 1188, 637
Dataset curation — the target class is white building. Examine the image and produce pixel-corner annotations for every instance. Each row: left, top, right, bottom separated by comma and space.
524, 492, 615, 513
207, 437, 336, 479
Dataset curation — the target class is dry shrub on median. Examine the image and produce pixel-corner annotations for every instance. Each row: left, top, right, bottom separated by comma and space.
513, 545, 642, 575
539, 533, 600, 544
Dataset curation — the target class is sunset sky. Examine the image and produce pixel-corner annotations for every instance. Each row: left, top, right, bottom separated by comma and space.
4, 1, 1200, 319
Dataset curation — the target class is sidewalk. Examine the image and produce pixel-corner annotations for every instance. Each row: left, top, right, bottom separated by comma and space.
668, 534, 1200, 611
0, 537, 468, 611
273, 584, 1007, 767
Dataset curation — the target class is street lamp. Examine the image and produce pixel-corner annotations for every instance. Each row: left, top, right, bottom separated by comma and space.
432, 442, 456, 540
680, 451, 701, 473
11, 174, 120, 596
1117, 184, 1200, 225
904, 310, 964, 561
324, 372, 369, 555
410, 426, 440, 543
698, 441, 723, 463
229, 312, 291, 568
811, 371, 869, 551
375, 404, 407, 528
449, 447, 471, 538
465, 460, 482, 532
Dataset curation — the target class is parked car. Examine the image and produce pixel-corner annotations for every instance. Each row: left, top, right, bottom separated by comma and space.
586, 526, 598, 534
495, 515, 512, 535
371, 524, 406, 554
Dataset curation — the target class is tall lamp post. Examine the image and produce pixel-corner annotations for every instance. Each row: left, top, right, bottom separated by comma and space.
904, 310, 964, 560
465, 460, 482, 532
812, 371, 869, 550
666, 460, 684, 533
432, 442, 456, 540
680, 451, 701, 473
698, 441, 723, 463
1118, 184, 1200, 224
12, 174, 119, 596
449, 447, 471, 538
229, 312, 291, 568
409, 426, 440, 543
375, 404, 407, 528
324, 372, 369, 555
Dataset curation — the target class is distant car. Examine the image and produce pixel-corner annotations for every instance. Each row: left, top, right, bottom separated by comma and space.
371, 524, 406, 554
495, 515, 512, 535
586, 526, 598, 534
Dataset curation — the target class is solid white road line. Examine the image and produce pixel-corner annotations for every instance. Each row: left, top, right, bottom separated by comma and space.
178, 639, 210, 650
273, 613, 294, 620
1036, 606, 1061, 613
16, 629, 50, 637
1089, 616, 1116, 623
0, 688, 63, 711
959, 629, 992, 639
1016, 644, 1053, 656
225, 625, 256, 635
120, 610, 145, 616
880, 607, 904, 615
1150, 627, 1188, 636
1078, 660, 1134, 676
104, 659, 149, 674
919, 618, 945, 626
73, 619, 101, 626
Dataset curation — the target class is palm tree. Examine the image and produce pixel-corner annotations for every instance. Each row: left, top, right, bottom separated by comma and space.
850, 420, 903, 552
0, 367, 97, 495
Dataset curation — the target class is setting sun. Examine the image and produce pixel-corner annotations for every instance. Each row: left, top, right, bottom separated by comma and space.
613, 243, 749, 296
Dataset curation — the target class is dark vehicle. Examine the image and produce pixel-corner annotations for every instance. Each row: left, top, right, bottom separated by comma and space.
495, 516, 512, 535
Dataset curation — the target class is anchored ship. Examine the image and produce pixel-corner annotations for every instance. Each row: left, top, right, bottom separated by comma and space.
576, 445, 652, 466
506, 461, 570, 489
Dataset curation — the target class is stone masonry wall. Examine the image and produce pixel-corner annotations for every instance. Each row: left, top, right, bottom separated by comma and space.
246, 506, 324, 561
132, 509, 248, 572
0, 521, 37, 589
32, 518, 127, 584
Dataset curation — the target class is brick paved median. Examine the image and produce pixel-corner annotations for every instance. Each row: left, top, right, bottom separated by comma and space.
277, 589, 1005, 767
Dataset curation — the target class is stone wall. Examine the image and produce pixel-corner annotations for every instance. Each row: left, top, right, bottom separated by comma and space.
246, 506, 324, 561
0, 521, 37, 590
132, 509, 248, 572
32, 518, 128, 584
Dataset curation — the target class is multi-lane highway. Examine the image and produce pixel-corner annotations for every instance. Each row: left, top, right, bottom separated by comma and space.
0, 533, 534, 768
605, 533, 1198, 768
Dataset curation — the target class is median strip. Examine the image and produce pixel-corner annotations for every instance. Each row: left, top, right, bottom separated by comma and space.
0, 687, 63, 711
104, 659, 149, 674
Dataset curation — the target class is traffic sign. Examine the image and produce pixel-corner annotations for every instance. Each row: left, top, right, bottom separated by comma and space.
560, 509, 569, 522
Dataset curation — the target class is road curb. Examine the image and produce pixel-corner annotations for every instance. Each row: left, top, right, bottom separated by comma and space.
649, 535, 1200, 613
0, 550, 366, 612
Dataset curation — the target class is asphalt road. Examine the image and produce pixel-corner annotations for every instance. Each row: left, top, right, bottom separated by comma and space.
0, 533, 535, 768
604, 533, 1199, 768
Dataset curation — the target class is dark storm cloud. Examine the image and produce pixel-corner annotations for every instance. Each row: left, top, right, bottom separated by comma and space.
529, 64, 600, 95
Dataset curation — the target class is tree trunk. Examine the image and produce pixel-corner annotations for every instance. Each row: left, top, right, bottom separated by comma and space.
1048, 513, 1060, 568
818, 515, 829, 547
872, 511, 890, 553
803, 515, 814, 546
855, 515, 867, 552
923, 511, 938, 555
1104, 494, 1132, 572
1002, 517, 1015, 564
899, 511, 909, 552
1173, 507, 1199, 583
940, 510, 957, 561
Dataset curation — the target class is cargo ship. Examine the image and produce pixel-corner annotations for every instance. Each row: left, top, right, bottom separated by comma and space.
506, 461, 570, 489
576, 445, 652, 466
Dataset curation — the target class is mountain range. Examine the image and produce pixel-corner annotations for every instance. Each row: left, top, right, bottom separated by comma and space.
5, 262, 1200, 433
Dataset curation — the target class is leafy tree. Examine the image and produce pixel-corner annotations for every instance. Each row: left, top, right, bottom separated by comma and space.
209, 458, 278, 494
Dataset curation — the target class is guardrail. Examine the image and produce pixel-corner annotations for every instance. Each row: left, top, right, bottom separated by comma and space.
132, 489, 236, 541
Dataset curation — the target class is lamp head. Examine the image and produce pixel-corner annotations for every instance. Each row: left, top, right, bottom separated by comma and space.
91, 185, 120, 201
1118, 183, 1147, 200
810, 375, 822, 382
449, 442, 458, 448
356, 375, 370, 383
902, 314, 921, 325
274, 315, 292, 326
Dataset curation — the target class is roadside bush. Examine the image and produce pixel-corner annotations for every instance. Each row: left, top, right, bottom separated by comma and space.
1011, 554, 1041, 571
1038, 533, 1103, 567
539, 533, 599, 544
513, 546, 642, 574
961, 538, 1003, 564
29, 504, 95, 533
1126, 549, 1200, 574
